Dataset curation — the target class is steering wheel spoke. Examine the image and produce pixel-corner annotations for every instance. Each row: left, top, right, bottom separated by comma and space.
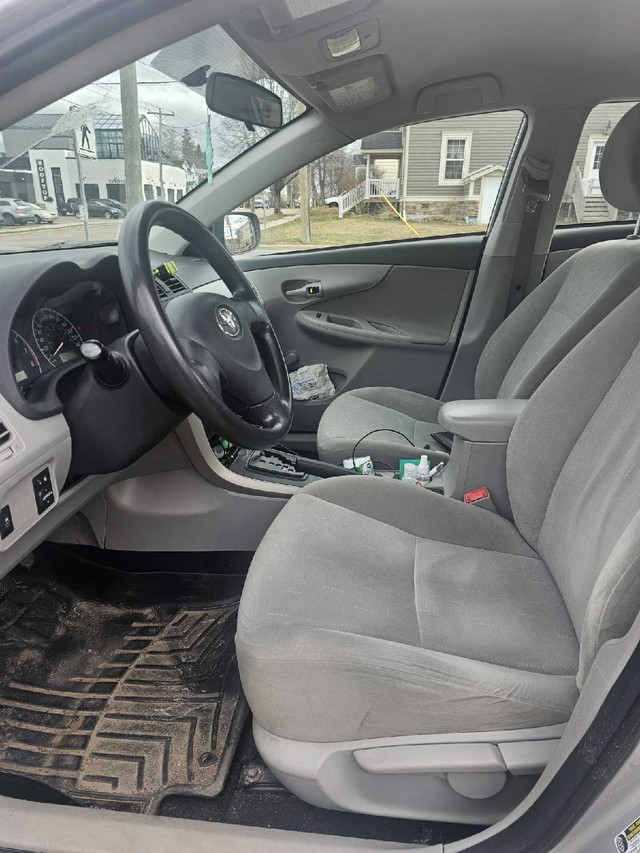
118, 201, 292, 449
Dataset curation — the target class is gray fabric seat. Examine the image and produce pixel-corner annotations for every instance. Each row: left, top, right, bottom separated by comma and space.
317, 104, 640, 468
238, 478, 579, 742
238, 279, 640, 747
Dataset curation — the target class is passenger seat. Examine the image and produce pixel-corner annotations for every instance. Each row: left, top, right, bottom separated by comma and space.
317, 103, 640, 468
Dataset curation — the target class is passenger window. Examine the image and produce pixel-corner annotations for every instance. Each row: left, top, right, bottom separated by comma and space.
248, 110, 524, 254
556, 101, 638, 226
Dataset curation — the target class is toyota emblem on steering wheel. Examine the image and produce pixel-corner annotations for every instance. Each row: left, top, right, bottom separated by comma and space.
216, 305, 241, 338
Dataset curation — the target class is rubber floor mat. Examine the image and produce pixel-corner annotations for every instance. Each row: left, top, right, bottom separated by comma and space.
0, 554, 247, 814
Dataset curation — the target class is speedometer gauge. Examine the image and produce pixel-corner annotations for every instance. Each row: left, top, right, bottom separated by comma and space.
32, 308, 83, 366
11, 331, 42, 392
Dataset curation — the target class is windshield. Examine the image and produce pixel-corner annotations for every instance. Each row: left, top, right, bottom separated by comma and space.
0, 25, 302, 252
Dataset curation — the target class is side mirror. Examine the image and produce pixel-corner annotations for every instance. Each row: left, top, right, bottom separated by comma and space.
206, 73, 283, 130
216, 211, 261, 255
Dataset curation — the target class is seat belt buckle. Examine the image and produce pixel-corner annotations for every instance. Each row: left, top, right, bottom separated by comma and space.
464, 487, 499, 514
464, 487, 490, 504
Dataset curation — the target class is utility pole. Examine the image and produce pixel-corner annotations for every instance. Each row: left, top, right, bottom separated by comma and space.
296, 101, 311, 244
69, 108, 90, 242
299, 164, 311, 245
119, 63, 144, 209
148, 107, 175, 200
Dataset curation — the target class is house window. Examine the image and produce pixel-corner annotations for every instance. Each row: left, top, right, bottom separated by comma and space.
439, 133, 472, 184
167, 188, 175, 203
176, 189, 184, 200
144, 184, 154, 200
592, 143, 605, 172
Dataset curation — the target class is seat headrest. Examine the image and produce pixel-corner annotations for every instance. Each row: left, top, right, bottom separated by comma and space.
599, 102, 640, 213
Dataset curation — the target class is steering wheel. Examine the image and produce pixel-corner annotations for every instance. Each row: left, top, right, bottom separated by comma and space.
118, 200, 292, 449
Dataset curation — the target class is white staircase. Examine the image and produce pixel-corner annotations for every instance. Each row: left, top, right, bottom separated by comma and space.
582, 196, 612, 222
328, 178, 400, 219
569, 165, 617, 223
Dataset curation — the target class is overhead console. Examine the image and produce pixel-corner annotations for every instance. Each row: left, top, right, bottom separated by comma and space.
231, 0, 393, 116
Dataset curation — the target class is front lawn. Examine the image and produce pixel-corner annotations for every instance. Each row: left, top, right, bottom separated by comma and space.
264, 208, 485, 247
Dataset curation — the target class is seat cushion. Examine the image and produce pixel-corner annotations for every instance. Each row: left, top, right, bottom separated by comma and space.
236, 477, 579, 743
316, 387, 445, 468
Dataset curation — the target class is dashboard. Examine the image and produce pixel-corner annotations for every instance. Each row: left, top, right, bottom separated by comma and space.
11, 280, 128, 399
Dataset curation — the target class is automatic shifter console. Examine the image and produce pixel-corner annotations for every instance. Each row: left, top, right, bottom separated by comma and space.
246, 449, 307, 481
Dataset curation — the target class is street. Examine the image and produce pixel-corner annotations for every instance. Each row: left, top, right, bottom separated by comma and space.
0, 218, 122, 251
0, 208, 300, 252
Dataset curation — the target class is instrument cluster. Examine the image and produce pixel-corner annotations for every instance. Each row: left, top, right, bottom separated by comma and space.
10, 280, 127, 396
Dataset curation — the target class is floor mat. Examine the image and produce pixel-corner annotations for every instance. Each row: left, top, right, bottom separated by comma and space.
0, 549, 247, 814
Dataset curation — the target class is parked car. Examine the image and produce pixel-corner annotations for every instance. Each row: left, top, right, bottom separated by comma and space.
253, 195, 269, 209
77, 199, 123, 219
58, 197, 79, 216
101, 198, 127, 215
23, 202, 58, 224
0, 197, 37, 225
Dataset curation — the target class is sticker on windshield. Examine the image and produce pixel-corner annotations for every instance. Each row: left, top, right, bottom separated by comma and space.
615, 816, 640, 851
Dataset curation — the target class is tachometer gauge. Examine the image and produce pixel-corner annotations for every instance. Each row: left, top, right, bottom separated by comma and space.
32, 308, 83, 366
11, 330, 42, 392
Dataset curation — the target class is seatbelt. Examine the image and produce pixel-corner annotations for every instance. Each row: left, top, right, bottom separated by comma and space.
504, 158, 552, 316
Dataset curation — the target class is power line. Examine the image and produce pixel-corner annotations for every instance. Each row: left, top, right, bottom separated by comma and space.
83, 83, 204, 134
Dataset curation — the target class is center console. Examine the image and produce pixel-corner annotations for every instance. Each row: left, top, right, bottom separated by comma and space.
438, 398, 527, 518
209, 433, 447, 490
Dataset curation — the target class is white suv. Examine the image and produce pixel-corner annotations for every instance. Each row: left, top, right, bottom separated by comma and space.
0, 197, 37, 225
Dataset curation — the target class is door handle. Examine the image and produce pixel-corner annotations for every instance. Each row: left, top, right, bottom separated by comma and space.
282, 279, 323, 301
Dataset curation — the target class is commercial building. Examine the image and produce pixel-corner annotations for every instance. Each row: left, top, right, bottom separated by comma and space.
2, 113, 190, 214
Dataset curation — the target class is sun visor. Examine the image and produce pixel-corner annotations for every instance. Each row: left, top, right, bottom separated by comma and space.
417, 75, 502, 120
260, 0, 373, 39
303, 55, 392, 113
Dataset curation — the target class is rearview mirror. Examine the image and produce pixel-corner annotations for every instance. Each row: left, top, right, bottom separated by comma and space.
216, 211, 261, 256
206, 73, 283, 130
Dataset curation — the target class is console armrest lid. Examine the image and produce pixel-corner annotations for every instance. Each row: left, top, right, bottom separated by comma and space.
438, 399, 527, 443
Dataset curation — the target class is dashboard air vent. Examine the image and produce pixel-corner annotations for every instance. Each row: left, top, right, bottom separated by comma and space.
165, 275, 188, 295
0, 422, 10, 448
153, 261, 189, 301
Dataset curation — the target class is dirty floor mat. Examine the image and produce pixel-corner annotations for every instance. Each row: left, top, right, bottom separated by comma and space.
0, 548, 247, 814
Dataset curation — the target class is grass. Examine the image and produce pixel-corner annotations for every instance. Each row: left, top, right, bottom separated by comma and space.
264, 207, 486, 247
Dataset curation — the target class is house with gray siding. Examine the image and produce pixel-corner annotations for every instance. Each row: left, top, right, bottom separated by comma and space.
341, 102, 636, 224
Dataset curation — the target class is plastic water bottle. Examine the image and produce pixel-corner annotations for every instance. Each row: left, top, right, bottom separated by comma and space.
402, 462, 418, 484
416, 455, 432, 487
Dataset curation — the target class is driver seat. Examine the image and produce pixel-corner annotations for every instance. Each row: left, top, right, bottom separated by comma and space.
237, 279, 640, 824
